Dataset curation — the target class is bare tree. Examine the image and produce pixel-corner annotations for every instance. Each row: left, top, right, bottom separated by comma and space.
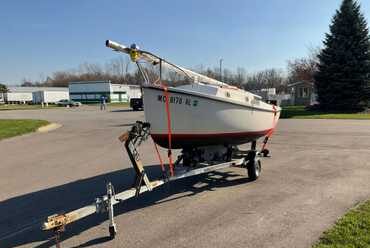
19, 55, 294, 93
106, 56, 131, 83
244, 69, 287, 93
287, 48, 319, 83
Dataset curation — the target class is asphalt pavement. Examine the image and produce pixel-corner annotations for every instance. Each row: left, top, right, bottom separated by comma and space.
0, 105, 369, 248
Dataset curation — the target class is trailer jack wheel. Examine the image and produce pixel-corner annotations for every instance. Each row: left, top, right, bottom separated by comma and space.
109, 225, 117, 239
247, 158, 261, 181
261, 149, 270, 157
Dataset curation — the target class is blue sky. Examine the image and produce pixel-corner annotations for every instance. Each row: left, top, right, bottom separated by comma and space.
1, 0, 370, 85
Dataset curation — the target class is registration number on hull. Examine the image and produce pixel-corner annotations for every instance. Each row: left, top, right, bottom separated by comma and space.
157, 95, 198, 107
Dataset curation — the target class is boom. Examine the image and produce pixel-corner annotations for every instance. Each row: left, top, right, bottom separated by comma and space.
105, 40, 228, 87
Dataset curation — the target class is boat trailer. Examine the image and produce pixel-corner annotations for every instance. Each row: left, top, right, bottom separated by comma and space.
42, 121, 270, 245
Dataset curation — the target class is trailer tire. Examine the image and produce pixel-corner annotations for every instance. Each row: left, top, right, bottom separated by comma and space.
247, 158, 261, 181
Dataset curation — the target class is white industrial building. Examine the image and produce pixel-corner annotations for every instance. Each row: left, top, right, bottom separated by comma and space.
32, 88, 69, 104
69, 81, 141, 103
4, 87, 68, 104
4, 87, 33, 103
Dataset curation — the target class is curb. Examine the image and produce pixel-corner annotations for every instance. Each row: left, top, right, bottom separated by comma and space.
37, 123, 62, 133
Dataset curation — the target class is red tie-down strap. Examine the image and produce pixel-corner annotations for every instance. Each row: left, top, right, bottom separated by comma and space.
163, 87, 175, 176
151, 84, 175, 177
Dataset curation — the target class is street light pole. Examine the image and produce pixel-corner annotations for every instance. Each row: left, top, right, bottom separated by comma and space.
219, 59, 223, 82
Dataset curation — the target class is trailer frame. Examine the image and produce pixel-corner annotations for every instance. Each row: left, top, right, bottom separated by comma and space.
42, 121, 266, 245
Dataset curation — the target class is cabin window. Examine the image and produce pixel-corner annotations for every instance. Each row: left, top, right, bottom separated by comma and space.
226, 92, 231, 98
245, 96, 249, 102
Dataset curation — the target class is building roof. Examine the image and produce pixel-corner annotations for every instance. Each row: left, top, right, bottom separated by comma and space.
69, 80, 112, 84
69, 81, 141, 88
8, 87, 68, 93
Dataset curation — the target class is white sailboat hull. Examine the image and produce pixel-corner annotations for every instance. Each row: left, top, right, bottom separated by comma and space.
143, 86, 280, 149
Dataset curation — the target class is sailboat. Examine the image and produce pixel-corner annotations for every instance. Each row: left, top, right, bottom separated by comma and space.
39, 40, 282, 241
106, 40, 281, 149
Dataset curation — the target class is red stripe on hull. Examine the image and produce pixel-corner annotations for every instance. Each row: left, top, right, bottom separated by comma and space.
151, 129, 272, 149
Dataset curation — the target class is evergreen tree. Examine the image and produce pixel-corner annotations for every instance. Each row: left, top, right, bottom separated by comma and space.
315, 0, 370, 111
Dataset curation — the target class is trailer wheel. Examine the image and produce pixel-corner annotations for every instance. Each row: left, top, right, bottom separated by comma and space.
247, 158, 261, 181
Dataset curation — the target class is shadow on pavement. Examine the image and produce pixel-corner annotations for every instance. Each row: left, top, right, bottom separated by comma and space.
110, 123, 136, 127
71, 236, 112, 248
110, 109, 134, 113
0, 165, 251, 248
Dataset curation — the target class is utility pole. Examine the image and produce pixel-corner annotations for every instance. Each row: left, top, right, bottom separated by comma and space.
219, 59, 223, 82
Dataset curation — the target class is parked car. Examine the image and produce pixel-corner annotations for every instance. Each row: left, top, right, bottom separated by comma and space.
57, 99, 82, 107
130, 98, 143, 111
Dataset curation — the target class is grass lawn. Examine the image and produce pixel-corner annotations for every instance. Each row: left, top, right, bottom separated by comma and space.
0, 119, 50, 140
0, 104, 60, 111
313, 200, 370, 248
281, 106, 370, 120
